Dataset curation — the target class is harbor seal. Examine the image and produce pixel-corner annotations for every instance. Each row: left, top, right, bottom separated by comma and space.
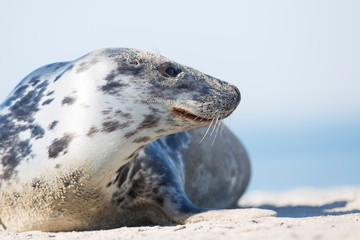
0, 48, 250, 232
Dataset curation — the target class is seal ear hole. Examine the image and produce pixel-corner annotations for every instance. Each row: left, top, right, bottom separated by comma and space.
130, 60, 141, 65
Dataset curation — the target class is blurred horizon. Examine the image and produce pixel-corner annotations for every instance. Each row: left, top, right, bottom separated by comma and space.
1, 0, 359, 192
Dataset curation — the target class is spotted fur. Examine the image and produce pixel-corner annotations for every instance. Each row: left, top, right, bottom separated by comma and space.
0, 48, 249, 232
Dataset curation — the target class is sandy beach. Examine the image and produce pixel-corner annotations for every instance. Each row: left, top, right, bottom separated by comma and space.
1, 186, 359, 240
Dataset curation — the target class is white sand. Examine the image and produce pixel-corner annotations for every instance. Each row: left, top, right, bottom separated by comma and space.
1, 187, 359, 240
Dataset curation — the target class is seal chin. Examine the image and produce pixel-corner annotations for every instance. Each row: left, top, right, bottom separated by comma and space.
171, 107, 212, 123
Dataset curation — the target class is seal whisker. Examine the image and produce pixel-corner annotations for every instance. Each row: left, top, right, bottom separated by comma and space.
193, 115, 200, 122
206, 110, 221, 139
212, 118, 222, 145
200, 116, 216, 143
210, 115, 219, 136
219, 120, 227, 135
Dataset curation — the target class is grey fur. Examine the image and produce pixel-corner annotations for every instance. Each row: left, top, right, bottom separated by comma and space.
0, 48, 249, 232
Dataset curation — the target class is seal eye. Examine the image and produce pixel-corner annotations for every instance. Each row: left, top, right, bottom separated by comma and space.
158, 63, 181, 77
165, 67, 176, 77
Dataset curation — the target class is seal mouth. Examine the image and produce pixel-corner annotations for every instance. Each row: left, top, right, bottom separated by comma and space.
171, 107, 212, 122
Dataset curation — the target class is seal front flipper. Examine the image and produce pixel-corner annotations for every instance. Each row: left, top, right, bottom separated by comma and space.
107, 135, 205, 226
106, 127, 250, 226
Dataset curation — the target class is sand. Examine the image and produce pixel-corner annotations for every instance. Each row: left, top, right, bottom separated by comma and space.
1, 187, 359, 240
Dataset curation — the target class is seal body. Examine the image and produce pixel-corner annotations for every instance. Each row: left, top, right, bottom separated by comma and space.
0, 48, 249, 232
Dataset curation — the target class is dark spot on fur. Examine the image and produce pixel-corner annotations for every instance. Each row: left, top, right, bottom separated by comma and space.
48, 134, 73, 159
76, 58, 98, 73
128, 182, 139, 198
47, 91, 55, 96
111, 192, 125, 205
153, 187, 159, 194
42, 98, 54, 106
149, 107, 161, 114
137, 114, 160, 130
136, 145, 146, 152
76, 62, 89, 73
124, 131, 137, 138
125, 147, 145, 178
102, 121, 120, 133
126, 151, 138, 161
116, 61, 144, 76
155, 196, 164, 206
100, 82, 128, 95
29, 75, 41, 86
52, 62, 67, 71
62, 96, 76, 105
127, 175, 146, 199
102, 121, 130, 133
0, 118, 31, 179
112, 191, 120, 199
122, 113, 132, 119
106, 182, 112, 188
115, 110, 132, 119
30, 125, 45, 139
100, 60, 144, 96
102, 108, 112, 115
128, 188, 137, 198
0, 139, 31, 179
155, 129, 167, 134
35, 80, 49, 90
115, 165, 130, 188
8, 91, 38, 120
0, 80, 49, 179
87, 127, 99, 136
8, 81, 49, 122
133, 136, 150, 143
116, 197, 124, 205
129, 161, 141, 179
104, 70, 117, 82
119, 122, 131, 129
54, 65, 74, 82
3, 84, 29, 107
48, 121, 59, 130
55, 164, 61, 169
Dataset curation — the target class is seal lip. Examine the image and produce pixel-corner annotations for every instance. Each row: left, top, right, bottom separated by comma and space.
171, 107, 212, 122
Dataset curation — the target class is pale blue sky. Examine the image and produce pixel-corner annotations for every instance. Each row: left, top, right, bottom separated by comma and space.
1, 0, 359, 191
